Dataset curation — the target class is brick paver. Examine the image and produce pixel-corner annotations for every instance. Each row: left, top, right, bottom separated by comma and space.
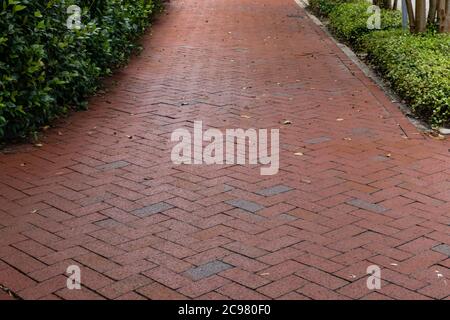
0, 0, 449, 300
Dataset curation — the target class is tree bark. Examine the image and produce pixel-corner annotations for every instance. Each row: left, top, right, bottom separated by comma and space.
405, 0, 416, 32
428, 0, 438, 24
438, 0, 450, 33
415, 0, 427, 32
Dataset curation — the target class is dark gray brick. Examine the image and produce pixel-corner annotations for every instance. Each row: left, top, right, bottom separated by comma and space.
256, 185, 292, 196
432, 244, 450, 257
132, 202, 174, 217
223, 184, 234, 192
97, 160, 130, 171
305, 136, 331, 144
226, 199, 264, 213
347, 198, 387, 214
185, 260, 233, 281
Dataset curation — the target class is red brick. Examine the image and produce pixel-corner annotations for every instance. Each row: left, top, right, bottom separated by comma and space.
216, 283, 268, 300
219, 268, 270, 289
137, 282, 187, 300
257, 275, 307, 298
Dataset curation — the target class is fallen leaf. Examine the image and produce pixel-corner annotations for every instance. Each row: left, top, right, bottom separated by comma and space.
427, 131, 446, 140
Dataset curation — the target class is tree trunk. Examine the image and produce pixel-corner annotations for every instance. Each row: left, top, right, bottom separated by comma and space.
405, 0, 416, 32
438, 0, 450, 33
428, 0, 438, 24
415, 0, 427, 32
374, 0, 392, 9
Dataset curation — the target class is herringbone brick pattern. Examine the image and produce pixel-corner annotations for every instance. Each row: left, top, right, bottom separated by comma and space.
0, 0, 449, 300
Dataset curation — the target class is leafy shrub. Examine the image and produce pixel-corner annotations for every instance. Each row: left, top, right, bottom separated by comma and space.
0, 0, 161, 141
363, 31, 450, 125
329, 1, 401, 46
309, 0, 353, 17
311, 0, 449, 125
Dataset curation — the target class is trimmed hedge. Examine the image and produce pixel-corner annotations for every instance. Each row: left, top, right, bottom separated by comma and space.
308, 0, 450, 126
363, 32, 450, 126
309, 0, 352, 17
0, 0, 161, 141
329, 1, 402, 46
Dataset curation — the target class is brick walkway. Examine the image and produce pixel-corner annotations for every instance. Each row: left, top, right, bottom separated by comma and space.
0, 0, 449, 300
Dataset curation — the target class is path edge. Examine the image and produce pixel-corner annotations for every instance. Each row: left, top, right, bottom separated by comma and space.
294, 0, 431, 139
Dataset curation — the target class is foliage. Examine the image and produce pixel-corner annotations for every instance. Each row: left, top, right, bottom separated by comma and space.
0, 0, 161, 141
328, 1, 402, 46
363, 31, 450, 125
312, 0, 449, 125
308, 0, 351, 17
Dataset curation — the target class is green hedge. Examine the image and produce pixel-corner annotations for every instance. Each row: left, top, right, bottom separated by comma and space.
310, 0, 450, 126
309, 0, 352, 17
363, 31, 450, 126
329, 1, 401, 46
0, 0, 161, 141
